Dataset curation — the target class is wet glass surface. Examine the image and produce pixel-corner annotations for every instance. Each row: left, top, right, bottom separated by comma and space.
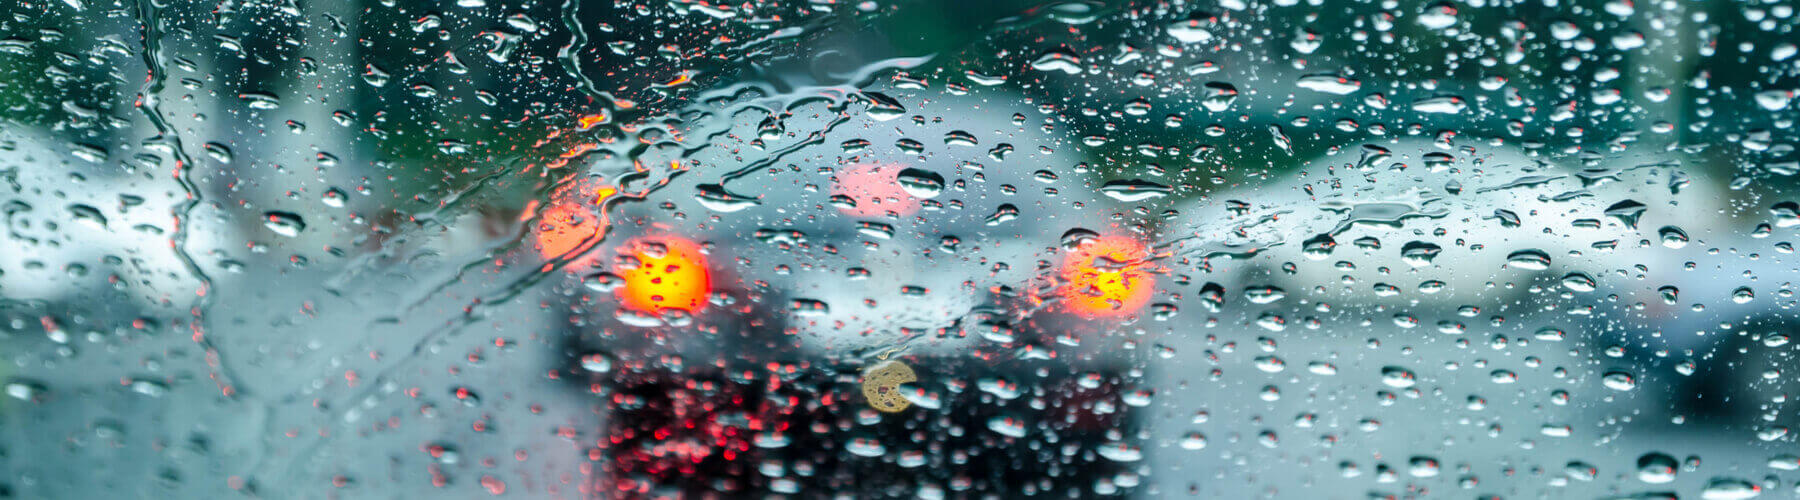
2, 0, 1799, 497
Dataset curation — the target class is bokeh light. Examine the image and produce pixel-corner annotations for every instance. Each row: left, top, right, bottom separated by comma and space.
616, 235, 711, 315
1058, 236, 1155, 318
831, 163, 919, 217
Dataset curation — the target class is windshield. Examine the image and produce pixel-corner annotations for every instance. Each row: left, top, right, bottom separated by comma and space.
3, 0, 1798, 498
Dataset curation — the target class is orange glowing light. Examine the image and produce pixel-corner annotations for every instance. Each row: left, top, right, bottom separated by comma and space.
616, 236, 711, 314
534, 201, 599, 260
1058, 236, 1156, 318
560, 142, 600, 159
660, 71, 694, 87
831, 163, 918, 217
533, 180, 612, 262
577, 113, 609, 130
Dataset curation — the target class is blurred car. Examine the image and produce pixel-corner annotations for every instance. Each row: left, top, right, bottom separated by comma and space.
525, 88, 1162, 497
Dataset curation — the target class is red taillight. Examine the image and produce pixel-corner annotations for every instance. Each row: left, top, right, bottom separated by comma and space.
1058, 236, 1155, 318
617, 235, 711, 314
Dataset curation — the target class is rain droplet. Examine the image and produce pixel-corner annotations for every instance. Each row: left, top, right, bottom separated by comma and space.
1380, 366, 1418, 388
1658, 226, 1689, 248
263, 211, 306, 237
895, 168, 945, 198
1601, 371, 1637, 391
1637, 453, 1678, 483
1506, 249, 1551, 270
1098, 179, 1172, 202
